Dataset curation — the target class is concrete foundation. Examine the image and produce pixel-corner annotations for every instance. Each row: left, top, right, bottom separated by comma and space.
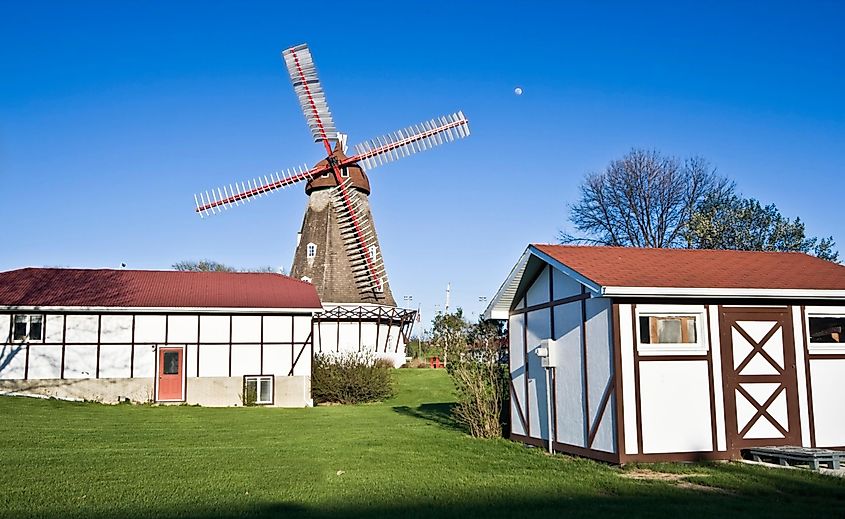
0, 375, 312, 408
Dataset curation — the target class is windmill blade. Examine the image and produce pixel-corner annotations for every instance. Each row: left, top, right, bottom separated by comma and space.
349, 111, 470, 171
282, 43, 338, 145
329, 178, 387, 296
194, 163, 328, 217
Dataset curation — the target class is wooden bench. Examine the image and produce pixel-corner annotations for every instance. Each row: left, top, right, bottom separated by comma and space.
746, 446, 842, 470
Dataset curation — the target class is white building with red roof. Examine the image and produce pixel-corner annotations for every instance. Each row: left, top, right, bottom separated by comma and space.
485, 245, 845, 463
0, 268, 322, 406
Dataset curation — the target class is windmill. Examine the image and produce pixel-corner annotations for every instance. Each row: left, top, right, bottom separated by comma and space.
193, 43, 470, 364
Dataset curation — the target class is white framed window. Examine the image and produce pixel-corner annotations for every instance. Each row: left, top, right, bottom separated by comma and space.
375, 277, 384, 293
635, 305, 707, 355
306, 242, 317, 259
805, 307, 845, 354
341, 167, 350, 178
368, 244, 377, 262
12, 314, 44, 342
244, 375, 273, 405
300, 276, 312, 283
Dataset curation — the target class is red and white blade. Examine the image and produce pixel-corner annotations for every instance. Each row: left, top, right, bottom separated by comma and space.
282, 44, 338, 145
329, 178, 387, 294
194, 163, 322, 217
350, 111, 469, 171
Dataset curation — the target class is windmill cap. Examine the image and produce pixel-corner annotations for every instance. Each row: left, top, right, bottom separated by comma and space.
305, 143, 371, 195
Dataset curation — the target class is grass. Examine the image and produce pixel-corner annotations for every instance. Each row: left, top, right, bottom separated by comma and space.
0, 369, 843, 518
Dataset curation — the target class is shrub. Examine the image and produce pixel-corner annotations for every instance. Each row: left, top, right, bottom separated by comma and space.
312, 352, 395, 404
449, 348, 508, 438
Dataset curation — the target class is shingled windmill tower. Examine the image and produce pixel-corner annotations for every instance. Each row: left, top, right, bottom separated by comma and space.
194, 43, 470, 365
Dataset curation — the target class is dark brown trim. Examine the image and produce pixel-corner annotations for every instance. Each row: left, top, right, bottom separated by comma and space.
291, 314, 296, 367
260, 316, 264, 375
611, 303, 626, 463
95, 315, 102, 378
23, 340, 30, 381
195, 315, 201, 377
60, 315, 67, 379
624, 450, 732, 463
375, 309, 381, 353
130, 315, 136, 378
801, 305, 816, 447
228, 315, 233, 378
632, 304, 644, 455
522, 308, 530, 437
358, 307, 363, 352
288, 332, 312, 376
807, 353, 845, 360
509, 432, 620, 464
509, 379, 528, 432
548, 267, 557, 444
588, 378, 615, 449
509, 292, 591, 315
580, 286, 590, 446
705, 305, 719, 452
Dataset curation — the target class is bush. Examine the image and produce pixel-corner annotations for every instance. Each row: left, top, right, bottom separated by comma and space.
449, 349, 508, 438
312, 352, 395, 404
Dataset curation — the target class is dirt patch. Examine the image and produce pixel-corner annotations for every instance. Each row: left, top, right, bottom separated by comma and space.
620, 469, 731, 494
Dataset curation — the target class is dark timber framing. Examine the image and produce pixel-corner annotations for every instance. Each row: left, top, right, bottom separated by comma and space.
312, 305, 416, 354
1, 310, 315, 385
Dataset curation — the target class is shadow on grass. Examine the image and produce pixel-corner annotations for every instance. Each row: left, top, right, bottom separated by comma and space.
21, 469, 845, 519
392, 402, 461, 431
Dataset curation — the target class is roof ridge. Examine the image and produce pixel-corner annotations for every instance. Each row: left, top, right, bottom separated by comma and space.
533, 244, 818, 257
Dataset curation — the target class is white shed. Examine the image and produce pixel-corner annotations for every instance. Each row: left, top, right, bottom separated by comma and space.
485, 245, 845, 463
0, 268, 322, 407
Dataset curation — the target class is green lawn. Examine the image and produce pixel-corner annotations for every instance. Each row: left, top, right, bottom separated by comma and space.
1, 369, 843, 518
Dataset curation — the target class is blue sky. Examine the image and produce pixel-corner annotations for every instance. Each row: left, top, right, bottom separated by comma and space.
2, 1, 843, 330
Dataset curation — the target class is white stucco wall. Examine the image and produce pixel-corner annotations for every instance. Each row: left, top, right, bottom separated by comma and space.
809, 359, 845, 447
584, 298, 615, 453
639, 360, 713, 454
553, 301, 584, 446
526, 308, 551, 440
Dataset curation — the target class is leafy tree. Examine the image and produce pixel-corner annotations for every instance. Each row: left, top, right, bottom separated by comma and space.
688, 192, 839, 261
431, 308, 470, 366
561, 149, 731, 247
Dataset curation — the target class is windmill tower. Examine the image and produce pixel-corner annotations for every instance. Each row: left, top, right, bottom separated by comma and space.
194, 43, 470, 365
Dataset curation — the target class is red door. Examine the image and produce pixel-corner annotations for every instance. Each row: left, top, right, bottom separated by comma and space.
157, 347, 183, 401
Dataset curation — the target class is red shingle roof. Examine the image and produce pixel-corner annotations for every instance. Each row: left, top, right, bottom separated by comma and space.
0, 268, 322, 309
532, 245, 845, 290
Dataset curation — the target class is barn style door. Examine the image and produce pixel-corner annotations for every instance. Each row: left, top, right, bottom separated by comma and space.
720, 308, 800, 453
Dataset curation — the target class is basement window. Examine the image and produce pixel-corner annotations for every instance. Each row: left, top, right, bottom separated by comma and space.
12, 314, 43, 342
244, 376, 273, 405
636, 308, 706, 355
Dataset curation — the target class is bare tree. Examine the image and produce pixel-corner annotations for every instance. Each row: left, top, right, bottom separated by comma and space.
561, 149, 732, 248
172, 260, 285, 274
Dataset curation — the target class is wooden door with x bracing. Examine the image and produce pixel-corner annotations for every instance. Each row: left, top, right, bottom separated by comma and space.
719, 308, 801, 454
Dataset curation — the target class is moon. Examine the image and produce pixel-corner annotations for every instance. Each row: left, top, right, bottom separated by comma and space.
514, 87, 523, 96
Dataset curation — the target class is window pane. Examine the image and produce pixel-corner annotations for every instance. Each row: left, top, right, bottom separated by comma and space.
639, 316, 651, 343
809, 317, 844, 343
259, 378, 272, 403
640, 315, 698, 344
13, 321, 27, 341
163, 351, 180, 374
28, 318, 43, 341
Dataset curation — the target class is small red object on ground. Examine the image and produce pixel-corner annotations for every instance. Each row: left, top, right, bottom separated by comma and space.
428, 356, 444, 369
